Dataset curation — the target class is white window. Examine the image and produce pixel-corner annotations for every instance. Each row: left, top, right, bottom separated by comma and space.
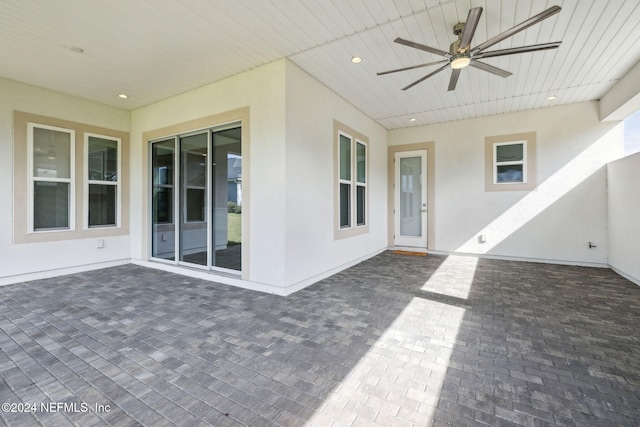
493, 141, 527, 184
86, 134, 120, 228
28, 123, 75, 232
485, 132, 536, 192
338, 131, 367, 229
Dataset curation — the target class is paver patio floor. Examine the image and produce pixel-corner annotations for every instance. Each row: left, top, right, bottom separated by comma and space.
1, 252, 640, 426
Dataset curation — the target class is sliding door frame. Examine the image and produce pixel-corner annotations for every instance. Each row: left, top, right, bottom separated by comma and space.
147, 121, 244, 276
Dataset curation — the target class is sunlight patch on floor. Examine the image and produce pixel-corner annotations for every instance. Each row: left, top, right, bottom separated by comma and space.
307, 297, 466, 426
421, 255, 478, 299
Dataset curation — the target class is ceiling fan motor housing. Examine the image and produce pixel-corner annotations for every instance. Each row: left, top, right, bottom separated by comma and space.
450, 38, 471, 69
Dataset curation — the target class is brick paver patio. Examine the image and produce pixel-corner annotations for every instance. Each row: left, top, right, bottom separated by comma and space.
1, 252, 639, 426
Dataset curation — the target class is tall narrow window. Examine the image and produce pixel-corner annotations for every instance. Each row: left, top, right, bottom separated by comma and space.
335, 121, 369, 238
29, 123, 74, 231
356, 141, 367, 226
339, 134, 352, 228
87, 135, 119, 227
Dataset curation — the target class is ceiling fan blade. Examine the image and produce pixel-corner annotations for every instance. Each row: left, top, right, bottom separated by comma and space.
394, 37, 450, 58
471, 5, 561, 54
402, 63, 450, 90
459, 7, 483, 51
448, 68, 461, 91
377, 60, 449, 76
469, 60, 512, 78
474, 42, 561, 59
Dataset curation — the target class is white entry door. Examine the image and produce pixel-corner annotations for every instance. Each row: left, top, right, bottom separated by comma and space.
394, 150, 427, 248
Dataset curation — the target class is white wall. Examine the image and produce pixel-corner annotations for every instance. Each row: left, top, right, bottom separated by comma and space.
131, 61, 288, 288
130, 59, 389, 293
389, 101, 623, 266
282, 61, 388, 289
608, 152, 640, 284
0, 77, 131, 284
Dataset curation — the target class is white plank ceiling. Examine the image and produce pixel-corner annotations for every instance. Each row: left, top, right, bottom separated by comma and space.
1, 0, 639, 129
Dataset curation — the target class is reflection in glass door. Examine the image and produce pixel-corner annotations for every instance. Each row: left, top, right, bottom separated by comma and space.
149, 125, 242, 273
400, 156, 422, 237
179, 133, 209, 266
394, 150, 427, 248
212, 128, 242, 270
151, 139, 176, 260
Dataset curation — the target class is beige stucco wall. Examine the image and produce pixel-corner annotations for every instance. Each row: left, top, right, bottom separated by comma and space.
0, 77, 131, 284
389, 101, 624, 266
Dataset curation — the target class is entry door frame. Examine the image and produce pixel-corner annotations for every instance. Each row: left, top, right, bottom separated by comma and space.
394, 150, 428, 248
387, 142, 435, 251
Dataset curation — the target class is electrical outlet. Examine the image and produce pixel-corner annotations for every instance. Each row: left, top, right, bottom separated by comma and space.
97, 239, 104, 249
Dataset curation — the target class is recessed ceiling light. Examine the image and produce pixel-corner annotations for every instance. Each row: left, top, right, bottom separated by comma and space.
69, 46, 84, 54
547, 95, 556, 100
118, 94, 128, 99
351, 56, 362, 64
409, 118, 417, 122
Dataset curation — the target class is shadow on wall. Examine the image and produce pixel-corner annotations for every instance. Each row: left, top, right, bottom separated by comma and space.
451, 125, 622, 260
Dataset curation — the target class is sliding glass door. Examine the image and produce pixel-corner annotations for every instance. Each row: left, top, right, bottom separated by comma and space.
151, 139, 176, 261
212, 127, 242, 270
179, 132, 209, 266
150, 125, 242, 273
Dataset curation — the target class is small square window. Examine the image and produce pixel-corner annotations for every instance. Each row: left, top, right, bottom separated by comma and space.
485, 133, 536, 192
494, 142, 526, 184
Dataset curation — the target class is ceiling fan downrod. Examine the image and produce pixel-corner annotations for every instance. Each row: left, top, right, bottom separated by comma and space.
450, 23, 470, 69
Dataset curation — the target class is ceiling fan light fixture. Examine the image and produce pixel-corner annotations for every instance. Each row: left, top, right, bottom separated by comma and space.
450, 54, 471, 69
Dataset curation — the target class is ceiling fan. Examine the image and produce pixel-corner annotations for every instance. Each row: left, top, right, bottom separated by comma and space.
378, 5, 562, 91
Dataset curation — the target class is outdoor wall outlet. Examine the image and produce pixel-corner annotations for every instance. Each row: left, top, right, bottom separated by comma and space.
97, 239, 104, 249
478, 234, 487, 244
162, 233, 167, 241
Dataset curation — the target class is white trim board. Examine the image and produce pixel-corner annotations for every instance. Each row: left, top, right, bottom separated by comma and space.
610, 266, 640, 287
423, 249, 610, 269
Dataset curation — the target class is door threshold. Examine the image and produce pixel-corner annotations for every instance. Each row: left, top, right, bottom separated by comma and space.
391, 249, 428, 256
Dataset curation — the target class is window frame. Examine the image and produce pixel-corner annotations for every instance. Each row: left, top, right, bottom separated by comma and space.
182, 143, 208, 225
14, 111, 130, 244
334, 120, 369, 239
355, 140, 367, 227
84, 133, 121, 229
493, 140, 527, 185
485, 132, 537, 192
27, 122, 76, 233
